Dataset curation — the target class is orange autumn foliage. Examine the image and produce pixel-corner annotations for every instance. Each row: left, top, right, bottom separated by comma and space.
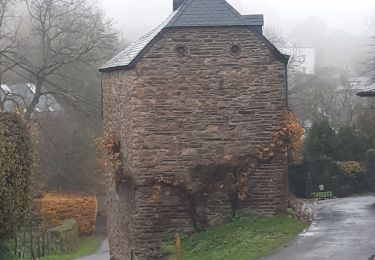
271, 112, 304, 161
95, 131, 122, 181
284, 112, 305, 160
39, 193, 97, 235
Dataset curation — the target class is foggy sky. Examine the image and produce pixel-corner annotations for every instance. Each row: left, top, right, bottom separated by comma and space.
100, 0, 375, 41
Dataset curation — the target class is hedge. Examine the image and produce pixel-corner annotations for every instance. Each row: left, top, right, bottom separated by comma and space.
47, 218, 79, 254
39, 193, 97, 235
0, 113, 33, 241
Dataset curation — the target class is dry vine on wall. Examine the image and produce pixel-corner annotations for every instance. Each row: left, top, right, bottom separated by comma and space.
95, 114, 304, 231
96, 131, 127, 191
151, 112, 304, 230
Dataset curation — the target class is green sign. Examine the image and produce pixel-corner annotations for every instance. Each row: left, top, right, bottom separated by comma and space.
311, 191, 333, 199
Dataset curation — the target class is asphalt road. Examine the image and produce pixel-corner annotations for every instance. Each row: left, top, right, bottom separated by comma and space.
262, 196, 375, 260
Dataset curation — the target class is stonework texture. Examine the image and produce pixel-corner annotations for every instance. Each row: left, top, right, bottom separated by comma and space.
102, 26, 288, 260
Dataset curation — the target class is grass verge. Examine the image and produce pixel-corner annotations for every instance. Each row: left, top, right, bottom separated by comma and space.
40, 236, 102, 260
162, 214, 307, 260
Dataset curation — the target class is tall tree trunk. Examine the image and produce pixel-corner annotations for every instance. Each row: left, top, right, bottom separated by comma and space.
24, 81, 42, 121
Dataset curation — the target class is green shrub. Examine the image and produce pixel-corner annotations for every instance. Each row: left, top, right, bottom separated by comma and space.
295, 120, 375, 198
336, 161, 364, 176
47, 219, 79, 254
289, 159, 371, 198
335, 127, 367, 161
313, 160, 367, 197
47, 219, 78, 254
0, 113, 33, 241
367, 149, 375, 159
304, 123, 368, 162
304, 120, 338, 161
0, 241, 16, 260
366, 149, 375, 171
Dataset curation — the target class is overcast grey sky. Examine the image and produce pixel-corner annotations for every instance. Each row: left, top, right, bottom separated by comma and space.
100, 0, 375, 41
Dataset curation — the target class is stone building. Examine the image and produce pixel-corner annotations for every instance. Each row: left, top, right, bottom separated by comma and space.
99, 0, 289, 259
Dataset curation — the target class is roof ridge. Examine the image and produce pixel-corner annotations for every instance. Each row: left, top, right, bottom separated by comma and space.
218, 0, 248, 25
166, 0, 249, 28
167, 0, 193, 27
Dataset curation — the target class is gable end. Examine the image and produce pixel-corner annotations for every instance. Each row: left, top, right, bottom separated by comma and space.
100, 26, 288, 73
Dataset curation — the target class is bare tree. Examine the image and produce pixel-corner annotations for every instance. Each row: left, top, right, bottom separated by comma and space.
0, 0, 120, 194
0, 0, 18, 69
1, 0, 118, 120
263, 26, 286, 50
370, 34, 375, 84
0, 0, 23, 111
263, 27, 348, 127
263, 26, 316, 121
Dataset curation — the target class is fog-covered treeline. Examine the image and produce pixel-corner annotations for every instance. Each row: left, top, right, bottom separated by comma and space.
266, 15, 375, 130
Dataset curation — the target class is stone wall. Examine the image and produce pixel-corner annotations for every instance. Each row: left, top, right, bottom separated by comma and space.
103, 69, 137, 259
102, 26, 288, 260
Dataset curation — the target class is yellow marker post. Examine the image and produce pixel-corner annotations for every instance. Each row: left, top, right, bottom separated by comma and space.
176, 233, 182, 260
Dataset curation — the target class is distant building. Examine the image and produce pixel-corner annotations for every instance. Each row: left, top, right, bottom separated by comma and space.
356, 81, 375, 108
356, 82, 375, 97
335, 75, 375, 95
0, 83, 62, 113
344, 77, 372, 92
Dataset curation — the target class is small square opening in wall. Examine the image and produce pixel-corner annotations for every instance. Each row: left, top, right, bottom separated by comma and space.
229, 43, 241, 57
174, 44, 188, 57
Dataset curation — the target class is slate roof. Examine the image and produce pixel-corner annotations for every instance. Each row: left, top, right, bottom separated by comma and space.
166, 0, 251, 27
242, 15, 264, 26
99, 9, 179, 72
357, 83, 375, 97
99, 0, 284, 72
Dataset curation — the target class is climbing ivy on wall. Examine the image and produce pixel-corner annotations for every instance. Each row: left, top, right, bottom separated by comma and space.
0, 113, 33, 241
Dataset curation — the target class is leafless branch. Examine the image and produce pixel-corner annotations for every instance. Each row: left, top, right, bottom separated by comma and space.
3, 0, 118, 120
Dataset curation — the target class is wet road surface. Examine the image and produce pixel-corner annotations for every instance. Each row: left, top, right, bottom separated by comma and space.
262, 196, 375, 260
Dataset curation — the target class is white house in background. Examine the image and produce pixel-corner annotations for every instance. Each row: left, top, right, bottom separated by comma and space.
347, 77, 373, 92
0, 83, 62, 113
355, 81, 375, 108
282, 45, 316, 75
336, 76, 373, 94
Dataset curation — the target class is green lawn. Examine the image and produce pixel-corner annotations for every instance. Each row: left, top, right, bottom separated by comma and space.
40, 236, 102, 260
163, 215, 307, 260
